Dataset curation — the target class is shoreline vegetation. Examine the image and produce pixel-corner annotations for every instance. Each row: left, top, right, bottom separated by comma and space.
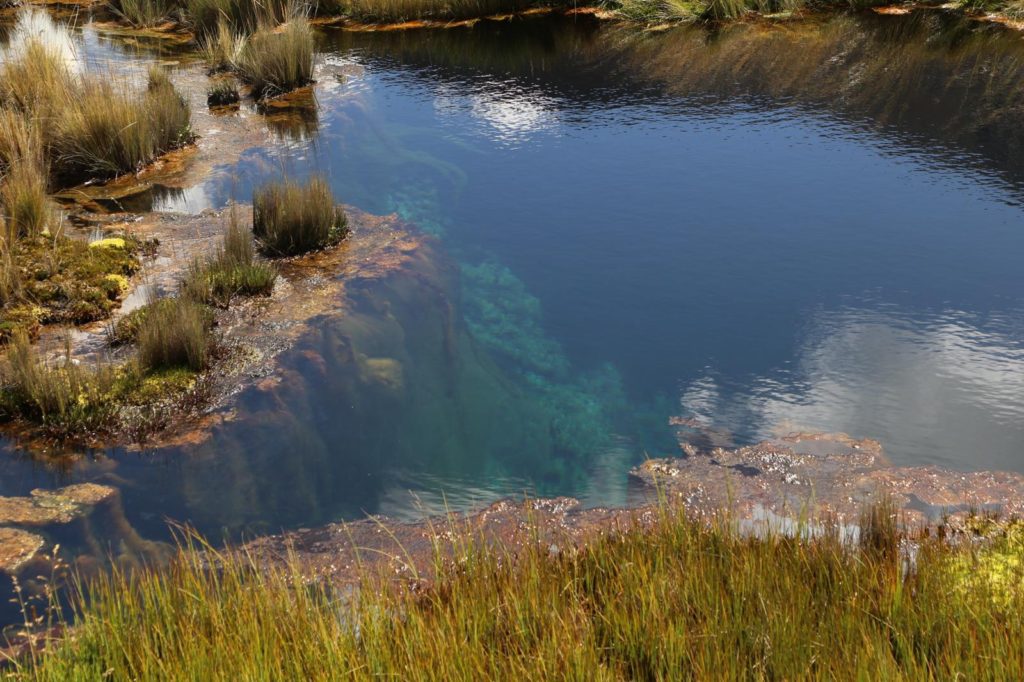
7, 502, 1024, 678
85, 0, 1024, 34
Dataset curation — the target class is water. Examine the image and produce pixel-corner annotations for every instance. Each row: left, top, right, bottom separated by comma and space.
1, 11, 1023, 544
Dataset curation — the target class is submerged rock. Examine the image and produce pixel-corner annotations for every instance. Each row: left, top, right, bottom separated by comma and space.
0, 528, 45, 574
632, 427, 1024, 530
0, 483, 117, 527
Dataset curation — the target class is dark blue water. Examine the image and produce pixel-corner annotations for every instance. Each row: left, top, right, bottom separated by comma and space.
1, 10, 1023, 539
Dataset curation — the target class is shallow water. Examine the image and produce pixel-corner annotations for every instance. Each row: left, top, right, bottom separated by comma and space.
1, 10, 1023, 544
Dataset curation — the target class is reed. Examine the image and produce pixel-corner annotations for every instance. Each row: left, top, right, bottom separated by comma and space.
252, 176, 346, 256
235, 18, 315, 99
15, 505, 1024, 679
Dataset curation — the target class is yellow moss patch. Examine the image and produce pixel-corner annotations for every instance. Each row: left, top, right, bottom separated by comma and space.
951, 519, 1024, 607
103, 274, 130, 293
89, 237, 127, 250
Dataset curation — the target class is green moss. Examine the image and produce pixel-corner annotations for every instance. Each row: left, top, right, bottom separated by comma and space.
125, 366, 198, 404
0, 234, 143, 340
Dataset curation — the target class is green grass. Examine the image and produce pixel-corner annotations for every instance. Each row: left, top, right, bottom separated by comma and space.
0, 332, 121, 436
180, 206, 277, 307
0, 42, 192, 185
252, 176, 347, 256
235, 18, 316, 99
137, 296, 213, 372
12, 505, 1024, 679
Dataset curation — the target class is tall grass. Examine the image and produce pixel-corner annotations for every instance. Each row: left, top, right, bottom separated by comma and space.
0, 332, 118, 434
200, 20, 246, 72
184, 0, 298, 37
16, 506, 1024, 679
181, 206, 277, 306
1, 158, 53, 239
252, 176, 347, 256
235, 18, 315, 99
1, 40, 192, 185
54, 68, 192, 181
137, 296, 213, 372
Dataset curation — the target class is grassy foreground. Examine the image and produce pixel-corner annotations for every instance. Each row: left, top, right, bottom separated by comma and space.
10, 506, 1024, 679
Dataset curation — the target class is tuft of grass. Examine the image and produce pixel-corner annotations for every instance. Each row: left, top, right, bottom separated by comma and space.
137, 296, 213, 373
109, 0, 178, 26
200, 20, 246, 72
54, 68, 192, 182
615, 0, 700, 21
1, 157, 54, 240
252, 176, 347, 256
0, 40, 76, 125
16, 505, 1024, 679
0, 332, 119, 435
235, 19, 315, 99
181, 206, 277, 306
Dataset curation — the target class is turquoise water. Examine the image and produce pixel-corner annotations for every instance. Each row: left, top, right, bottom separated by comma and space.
1, 11, 1023, 544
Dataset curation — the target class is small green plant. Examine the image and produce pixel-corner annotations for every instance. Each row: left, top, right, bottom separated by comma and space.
252, 176, 347, 256
235, 19, 315, 100
137, 296, 214, 372
181, 207, 277, 306
207, 80, 241, 107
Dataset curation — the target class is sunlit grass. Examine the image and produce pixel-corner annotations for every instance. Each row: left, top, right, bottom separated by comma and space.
235, 18, 315, 99
13, 504, 1024, 679
137, 296, 213, 372
252, 175, 347, 256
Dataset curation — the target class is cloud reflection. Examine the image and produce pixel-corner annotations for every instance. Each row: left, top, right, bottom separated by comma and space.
680, 307, 1024, 472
